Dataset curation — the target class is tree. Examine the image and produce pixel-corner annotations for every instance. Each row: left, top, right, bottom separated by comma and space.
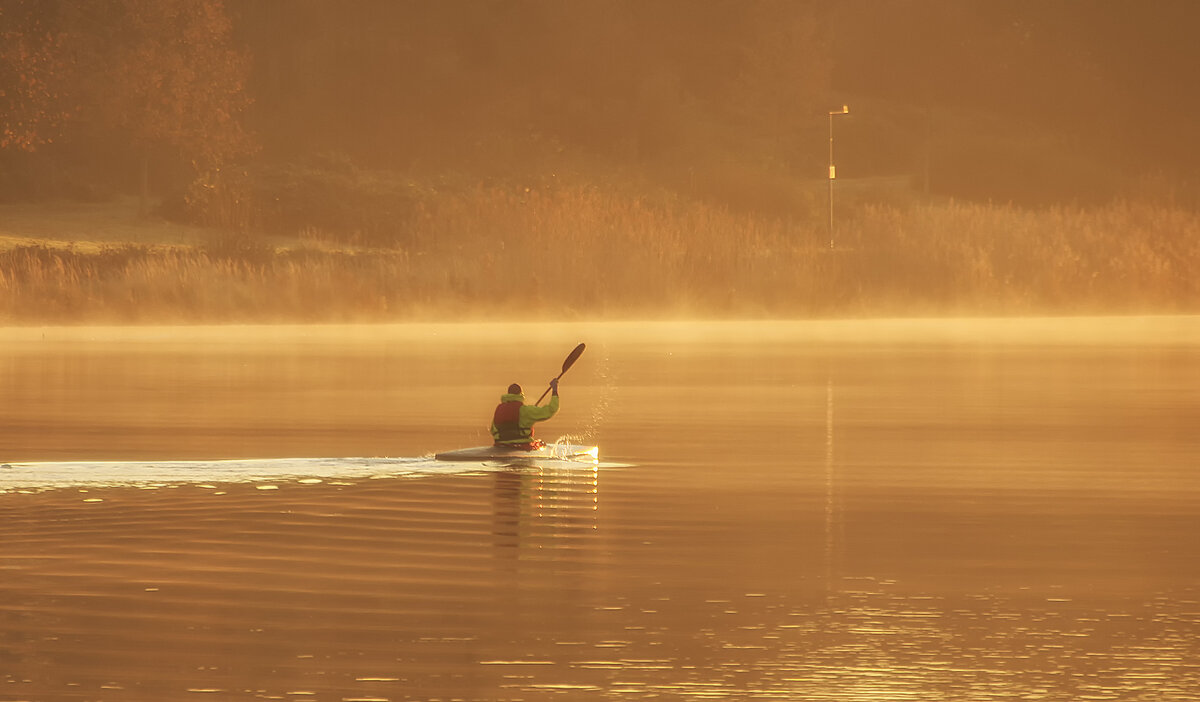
76, 0, 254, 211
1, 0, 254, 209
0, 0, 72, 150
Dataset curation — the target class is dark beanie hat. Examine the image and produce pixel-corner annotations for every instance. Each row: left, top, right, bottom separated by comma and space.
507, 383, 522, 395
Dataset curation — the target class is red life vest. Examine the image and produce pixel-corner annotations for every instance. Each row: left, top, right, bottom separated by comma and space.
492, 400, 530, 443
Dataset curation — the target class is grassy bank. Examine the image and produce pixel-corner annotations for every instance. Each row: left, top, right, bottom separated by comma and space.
2, 186, 1197, 324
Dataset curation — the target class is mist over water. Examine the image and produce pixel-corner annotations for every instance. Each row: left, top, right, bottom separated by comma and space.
2, 318, 1198, 700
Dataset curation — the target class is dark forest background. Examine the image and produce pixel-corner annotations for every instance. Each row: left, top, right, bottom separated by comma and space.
5, 0, 1200, 210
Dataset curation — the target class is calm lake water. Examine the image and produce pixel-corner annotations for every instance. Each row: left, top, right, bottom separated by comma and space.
2, 318, 1198, 701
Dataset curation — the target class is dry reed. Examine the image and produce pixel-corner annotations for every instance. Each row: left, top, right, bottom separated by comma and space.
2, 186, 1197, 324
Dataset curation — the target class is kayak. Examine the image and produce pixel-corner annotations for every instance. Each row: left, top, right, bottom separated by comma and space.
434, 443, 598, 463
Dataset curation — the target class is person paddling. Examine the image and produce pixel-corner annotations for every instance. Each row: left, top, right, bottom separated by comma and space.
490, 379, 559, 449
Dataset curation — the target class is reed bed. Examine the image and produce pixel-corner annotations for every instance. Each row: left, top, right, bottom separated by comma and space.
2, 185, 1197, 324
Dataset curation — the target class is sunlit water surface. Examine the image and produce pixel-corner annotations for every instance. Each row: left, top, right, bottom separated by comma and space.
2, 318, 1198, 701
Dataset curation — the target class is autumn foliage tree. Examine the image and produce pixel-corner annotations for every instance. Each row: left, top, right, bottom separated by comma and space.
0, 0, 72, 150
0, 0, 253, 208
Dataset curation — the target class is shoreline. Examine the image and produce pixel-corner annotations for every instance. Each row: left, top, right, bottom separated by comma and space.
3, 194, 1197, 325
4, 314, 1199, 348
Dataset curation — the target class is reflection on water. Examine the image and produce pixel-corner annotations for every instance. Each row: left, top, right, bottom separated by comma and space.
492, 465, 601, 555
1, 318, 1198, 700
826, 375, 837, 593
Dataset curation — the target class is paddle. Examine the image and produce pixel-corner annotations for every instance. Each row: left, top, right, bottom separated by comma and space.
536, 343, 586, 405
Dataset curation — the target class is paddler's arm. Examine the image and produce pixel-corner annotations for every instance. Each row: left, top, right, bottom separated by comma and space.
522, 384, 560, 422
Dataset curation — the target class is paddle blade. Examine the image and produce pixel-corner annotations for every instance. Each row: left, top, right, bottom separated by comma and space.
536, 343, 587, 405
561, 343, 586, 373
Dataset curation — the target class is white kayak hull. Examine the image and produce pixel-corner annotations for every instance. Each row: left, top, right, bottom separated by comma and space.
434, 443, 598, 463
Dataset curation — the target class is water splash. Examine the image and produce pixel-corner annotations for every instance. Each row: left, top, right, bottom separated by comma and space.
581, 343, 615, 443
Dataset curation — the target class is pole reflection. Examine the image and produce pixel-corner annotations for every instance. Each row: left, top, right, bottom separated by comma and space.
825, 374, 836, 595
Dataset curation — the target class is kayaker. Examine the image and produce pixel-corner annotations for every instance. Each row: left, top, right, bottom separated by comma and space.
490, 379, 559, 449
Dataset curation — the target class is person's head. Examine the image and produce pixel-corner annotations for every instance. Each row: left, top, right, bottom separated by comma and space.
507, 383, 522, 395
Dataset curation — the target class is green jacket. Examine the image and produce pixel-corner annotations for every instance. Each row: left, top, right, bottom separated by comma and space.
490, 392, 559, 444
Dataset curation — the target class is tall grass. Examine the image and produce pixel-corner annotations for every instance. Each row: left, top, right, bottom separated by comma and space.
2, 185, 1198, 324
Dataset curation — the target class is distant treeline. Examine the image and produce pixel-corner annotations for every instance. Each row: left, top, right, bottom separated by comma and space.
5, 0, 1200, 209
3, 185, 1196, 323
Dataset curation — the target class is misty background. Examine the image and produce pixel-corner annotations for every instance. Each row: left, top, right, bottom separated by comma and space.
1, 0, 1198, 321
